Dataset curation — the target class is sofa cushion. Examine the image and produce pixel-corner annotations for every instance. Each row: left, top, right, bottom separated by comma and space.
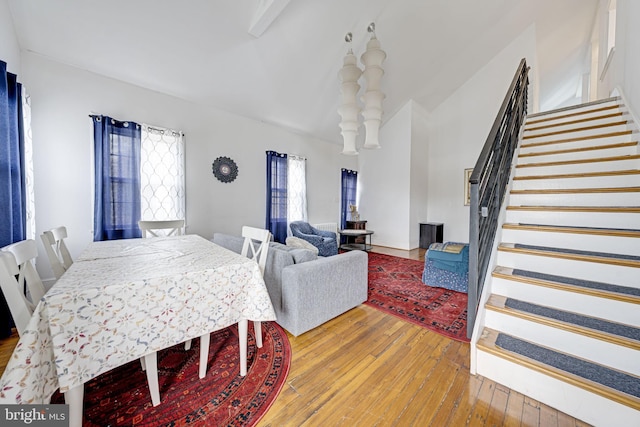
286, 236, 319, 255
270, 240, 317, 263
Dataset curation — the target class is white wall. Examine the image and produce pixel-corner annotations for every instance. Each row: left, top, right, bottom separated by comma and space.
426, 25, 538, 243
0, 0, 20, 74
410, 101, 430, 250
21, 53, 356, 280
358, 101, 413, 249
595, 0, 620, 99
613, 0, 640, 117
591, 0, 640, 121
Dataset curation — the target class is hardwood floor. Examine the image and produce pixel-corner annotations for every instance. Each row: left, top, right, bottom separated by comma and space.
0, 245, 590, 426
258, 246, 589, 427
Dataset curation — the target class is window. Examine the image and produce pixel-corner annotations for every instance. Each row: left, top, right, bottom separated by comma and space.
265, 151, 307, 243
287, 155, 307, 224
340, 168, 358, 232
0, 62, 34, 247
92, 116, 185, 241
140, 125, 185, 221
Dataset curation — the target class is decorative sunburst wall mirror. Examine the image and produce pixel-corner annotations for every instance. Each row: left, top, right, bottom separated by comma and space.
212, 156, 238, 183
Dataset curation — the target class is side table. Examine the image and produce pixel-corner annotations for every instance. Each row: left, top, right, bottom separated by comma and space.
339, 229, 374, 252
419, 222, 443, 249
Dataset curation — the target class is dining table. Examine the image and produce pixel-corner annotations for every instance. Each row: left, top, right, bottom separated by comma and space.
0, 234, 276, 426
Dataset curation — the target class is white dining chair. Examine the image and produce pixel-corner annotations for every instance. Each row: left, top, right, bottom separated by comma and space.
1, 240, 47, 316
138, 220, 185, 238
198, 226, 272, 379
239, 226, 271, 349
0, 249, 39, 336
40, 226, 73, 280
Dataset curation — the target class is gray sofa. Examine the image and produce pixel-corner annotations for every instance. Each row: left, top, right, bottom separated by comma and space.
212, 233, 368, 336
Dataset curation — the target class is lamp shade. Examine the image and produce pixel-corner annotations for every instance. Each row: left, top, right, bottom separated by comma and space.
338, 50, 362, 155
360, 35, 386, 149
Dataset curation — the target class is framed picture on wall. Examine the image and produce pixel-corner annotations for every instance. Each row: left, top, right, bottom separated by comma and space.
464, 168, 473, 206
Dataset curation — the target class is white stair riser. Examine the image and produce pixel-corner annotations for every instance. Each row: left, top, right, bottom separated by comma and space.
520, 134, 636, 154
509, 192, 640, 207
524, 116, 630, 137
526, 102, 621, 123
475, 350, 639, 427
517, 145, 637, 165
521, 124, 631, 144
500, 229, 640, 256
515, 157, 640, 175
491, 276, 640, 326
505, 209, 640, 229
512, 174, 640, 190
525, 111, 623, 129
484, 310, 640, 374
496, 250, 639, 288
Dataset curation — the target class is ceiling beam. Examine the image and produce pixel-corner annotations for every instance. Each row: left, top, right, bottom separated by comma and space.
248, 0, 291, 38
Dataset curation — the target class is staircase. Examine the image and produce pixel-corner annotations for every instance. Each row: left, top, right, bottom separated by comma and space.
473, 97, 640, 427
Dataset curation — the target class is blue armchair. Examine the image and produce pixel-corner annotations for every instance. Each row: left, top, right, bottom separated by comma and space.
289, 221, 338, 257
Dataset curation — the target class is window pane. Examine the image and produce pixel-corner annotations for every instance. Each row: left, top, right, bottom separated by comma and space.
140, 125, 185, 221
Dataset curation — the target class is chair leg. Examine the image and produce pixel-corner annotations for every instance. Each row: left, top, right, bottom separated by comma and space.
254, 321, 262, 348
140, 356, 146, 371
64, 384, 84, 427
144, 352, 160, 406
198, 333, 210, 379
238, 319, 248, 376
184, 339, 192, 350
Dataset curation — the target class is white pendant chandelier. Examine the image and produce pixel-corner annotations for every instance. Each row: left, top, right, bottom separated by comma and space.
338, 23, 386, 155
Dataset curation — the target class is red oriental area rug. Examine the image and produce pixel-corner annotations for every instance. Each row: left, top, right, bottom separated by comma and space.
51, 322, 290, 426
366, 252, 469, 342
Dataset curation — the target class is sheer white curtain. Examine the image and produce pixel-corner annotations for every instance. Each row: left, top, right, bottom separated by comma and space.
22, 89, 35, 240
287, 155, 307, 227
140, 124, 185, 222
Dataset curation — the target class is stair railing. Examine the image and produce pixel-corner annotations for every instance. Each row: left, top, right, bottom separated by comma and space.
467, 58, 529, 338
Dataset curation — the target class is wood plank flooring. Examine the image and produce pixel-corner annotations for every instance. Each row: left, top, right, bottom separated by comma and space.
0, 245, 590, 426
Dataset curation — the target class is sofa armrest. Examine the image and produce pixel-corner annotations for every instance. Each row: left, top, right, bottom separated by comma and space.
278, 250, 368, 336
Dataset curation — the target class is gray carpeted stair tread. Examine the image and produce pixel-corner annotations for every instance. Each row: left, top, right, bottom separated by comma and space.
504, 298, 640, 341
496, 333, 640, 399
513, 243, 640, 262
511, 269, 640, 297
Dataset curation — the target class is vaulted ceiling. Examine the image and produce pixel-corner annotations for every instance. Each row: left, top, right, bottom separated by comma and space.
6, 0, 598, 144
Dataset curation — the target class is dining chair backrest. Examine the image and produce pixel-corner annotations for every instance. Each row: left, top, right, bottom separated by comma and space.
139, 220, 185, 238
0, 251, 35, 336
41, 226, 73, 280
240, 226, 271, 276
1, 239, 47, 306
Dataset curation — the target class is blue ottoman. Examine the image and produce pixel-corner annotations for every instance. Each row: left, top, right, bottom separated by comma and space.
422, 258, 469, 293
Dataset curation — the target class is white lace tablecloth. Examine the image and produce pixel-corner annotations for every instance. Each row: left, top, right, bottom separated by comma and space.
0, 234, 276, 404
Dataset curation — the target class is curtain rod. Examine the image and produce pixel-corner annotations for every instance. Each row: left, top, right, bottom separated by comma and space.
89, 114, 185, 136
144, 124, 184, 137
